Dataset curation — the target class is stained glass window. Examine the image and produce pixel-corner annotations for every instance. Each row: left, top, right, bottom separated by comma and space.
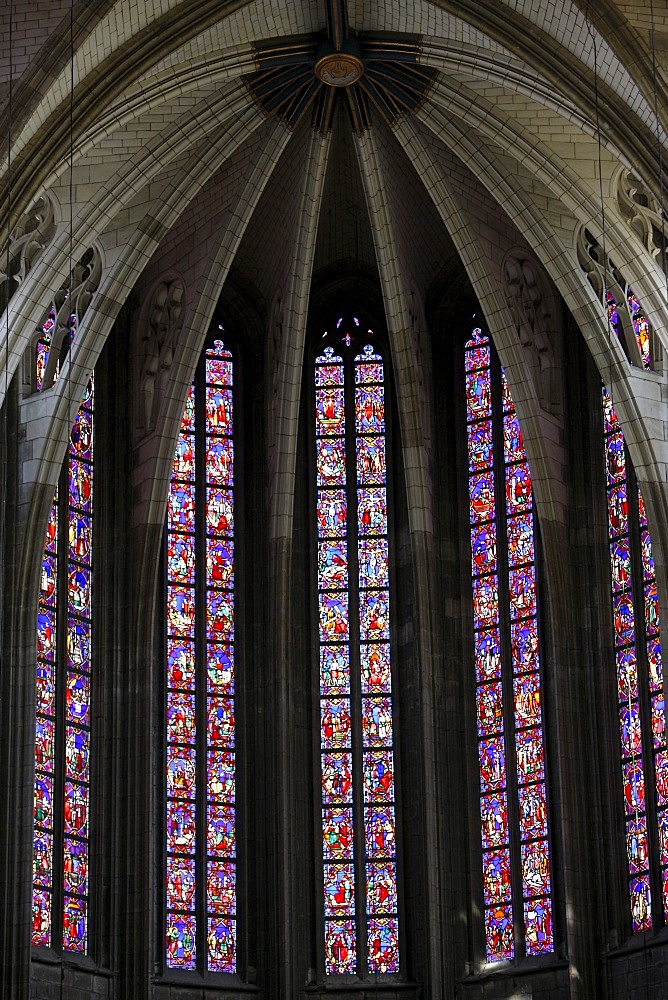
313, 320, 399, 978
165, 338, 236, 973
606, 287, 653, 371
465, 328, 554, 963
32, 361, 94, 952
602, 387, 667, 930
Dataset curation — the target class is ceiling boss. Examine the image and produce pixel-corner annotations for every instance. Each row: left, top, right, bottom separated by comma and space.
246, 0, 434, 134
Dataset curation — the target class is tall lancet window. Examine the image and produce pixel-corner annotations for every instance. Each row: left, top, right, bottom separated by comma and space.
312, 316, 399, 978
602, 388, 667, 930
464, 327, 554, 963
32, 316, 94, 951
165, 338, 237, 973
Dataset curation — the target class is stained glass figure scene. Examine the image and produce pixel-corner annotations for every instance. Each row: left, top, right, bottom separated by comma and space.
165, 342, 236, 972
606, 287, 653, 371
603, 387, 667, 928
465, 329, 553, 962
32, 364, 94, 952
315, 335, 399, 976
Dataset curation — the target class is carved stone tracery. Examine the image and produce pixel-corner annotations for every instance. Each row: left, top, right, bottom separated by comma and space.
503, 253, 560, 414
139, 278, 185, 434
0, 195, 56, 312
616, 168, 667, 269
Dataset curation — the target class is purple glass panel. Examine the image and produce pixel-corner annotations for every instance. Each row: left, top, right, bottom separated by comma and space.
167, 640, 196, 691
166, 913, 196, 968
358, 538, 389, 589
207, 645, 234, 693
469, 471, 495, 523
207, 861, 236, 913
324, 920, 356, 974
205, 388, 233, 433
206, 539, 234, 588
206, 489, 234, 536
503, 412, 523, 464
207, 697, 235, 748
619, 702, 642, 757
479, 738, 506, 792
507, 514, 535, 567
514, 673, 542, 727
63, 782, 88, 837
356, 437, 386, 484
318, 540, 348, 590
207, 751, 235, 802
506, 462, 532, 515
167, 692, 197, 744
477, 681, 504, 737
167, 802, 196, 853
475, 631, 502, 682
321, 699, 352, 750
367, 916, 399, 973
167, 748, 197, 799
172, 434, 195, 480
207, 804, 236, 856
472, 575, 499, 628
207, 917, 236, 973
358, 488, 387, 534
32, 890, 51, 946
205, 439, 233, 485
319, 593, 349, 643
518, 783, 548, 840
471, 524, 497, 576
168, 484, 196, 532
359, 590, 390, 640
62, 897, 86, 952
360, 643, 391, 693
466, 369, 491, 421
521, 841, 551, 896
630, 875, 652, 931
623, 759, 646, 814
324, 864, 356, 916
362, 697, 393, 746
363, 750, 394, 802
467, 419, 493, 471
355, 385, 384, 434
366, 862, 397, 913
323, 808, 355, 859
484, 905, 514, 962
508, 566, 536, 619
480, 793, 509, 848
316, 388, 345, 436
524, 897, 553, 955
205, 591, 234, 642
322, 753, 354, 803
483, 848, 513, 908
166, 857, 196, 909
365, 806, 396, 858
317, 439, 346, 486
320, 645, 350, 696
318, 490, 347, 537
627, 816, 649, 873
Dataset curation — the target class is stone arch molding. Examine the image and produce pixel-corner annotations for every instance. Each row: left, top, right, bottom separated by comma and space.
502, 250, 561, 416
0, 194, 56, 312
136, 274, 186, 437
